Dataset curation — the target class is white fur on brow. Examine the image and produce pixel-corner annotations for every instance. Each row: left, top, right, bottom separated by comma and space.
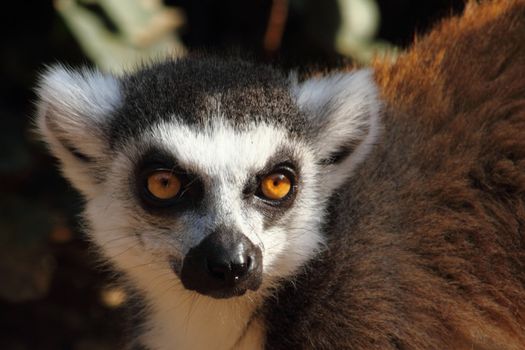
292, 68, 382, 193
35, 65, 122, 198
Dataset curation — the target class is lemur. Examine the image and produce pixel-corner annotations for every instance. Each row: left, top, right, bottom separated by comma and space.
35, 1, 525, 349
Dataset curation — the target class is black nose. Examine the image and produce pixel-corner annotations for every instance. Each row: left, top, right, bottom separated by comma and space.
207, 251, 251, 282
179, 228, 262, 299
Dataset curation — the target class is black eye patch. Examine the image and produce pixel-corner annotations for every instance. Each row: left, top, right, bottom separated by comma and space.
132, 147, 204, 215
241, 147, 301, 228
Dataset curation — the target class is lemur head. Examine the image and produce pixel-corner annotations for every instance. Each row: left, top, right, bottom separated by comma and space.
36, 57, 380, 299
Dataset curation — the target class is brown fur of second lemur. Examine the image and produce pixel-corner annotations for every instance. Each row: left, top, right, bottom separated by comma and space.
265, 1, 525, 349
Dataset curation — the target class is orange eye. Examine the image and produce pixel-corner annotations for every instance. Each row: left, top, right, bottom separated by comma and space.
260, 173, 292, 200
146, 171, 181, 200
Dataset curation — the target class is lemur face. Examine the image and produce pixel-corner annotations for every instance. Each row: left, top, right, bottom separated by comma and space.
96, 119, 321, 298
36, 57, 380, 299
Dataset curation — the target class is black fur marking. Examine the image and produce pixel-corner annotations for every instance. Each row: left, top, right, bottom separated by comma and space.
241, 147, 300, 229
319, 141, 359, 165
319, 124, 369, 165
132, 147, 204, 216
109, 56, 306, 148
62, 140, 93, 162
45, 113, 94, 162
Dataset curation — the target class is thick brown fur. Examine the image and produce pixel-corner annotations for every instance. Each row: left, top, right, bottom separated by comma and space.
264, 1, 525, 349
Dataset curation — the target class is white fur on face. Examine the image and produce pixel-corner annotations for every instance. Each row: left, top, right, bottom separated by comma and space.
92, 120, 325, 282
153, 120, 324, 277
84, 120, 326, 350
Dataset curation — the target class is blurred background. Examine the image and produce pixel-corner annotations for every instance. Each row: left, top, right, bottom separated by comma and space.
1, 0, 463, 349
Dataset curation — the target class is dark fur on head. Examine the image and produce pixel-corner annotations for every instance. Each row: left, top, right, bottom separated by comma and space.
110, 56, 304, 147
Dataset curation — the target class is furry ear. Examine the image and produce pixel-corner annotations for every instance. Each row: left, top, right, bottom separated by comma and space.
292, 69, 381, 193
35, 65, 122, 197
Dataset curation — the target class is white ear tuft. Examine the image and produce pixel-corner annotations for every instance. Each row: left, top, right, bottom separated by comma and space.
35, 65, 122, 197
37, 65, 122, 121
292, 69, 382, 193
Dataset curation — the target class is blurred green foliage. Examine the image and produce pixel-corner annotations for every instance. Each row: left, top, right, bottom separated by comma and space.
56, 0, 395, 70
55, 0, 186, 72
335, 0, 398, 62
